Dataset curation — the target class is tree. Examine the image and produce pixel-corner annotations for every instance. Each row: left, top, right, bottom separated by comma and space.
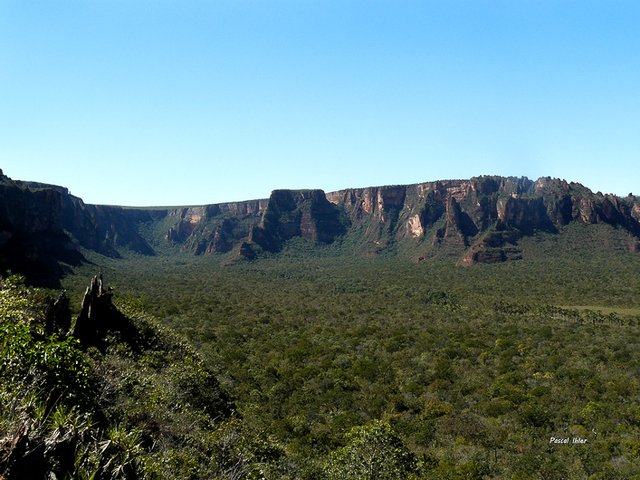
324, 420, 418, 480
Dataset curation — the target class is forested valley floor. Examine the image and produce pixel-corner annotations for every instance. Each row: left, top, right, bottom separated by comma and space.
46, 230, 640, 479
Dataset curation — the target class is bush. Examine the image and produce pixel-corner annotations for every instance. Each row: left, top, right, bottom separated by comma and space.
324, 420, 418, 480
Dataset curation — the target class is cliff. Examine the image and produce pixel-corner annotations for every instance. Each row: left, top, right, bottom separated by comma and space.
245, 189, 346, 255
166, 199, 267, 254
155, 175, 640, 263
0, 170, 161, 285
1, 169, 639, 284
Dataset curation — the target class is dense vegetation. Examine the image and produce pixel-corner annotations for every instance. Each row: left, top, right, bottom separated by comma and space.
4, 168, 640, 477
50, 223, 640, 479
0, 275, 290, 479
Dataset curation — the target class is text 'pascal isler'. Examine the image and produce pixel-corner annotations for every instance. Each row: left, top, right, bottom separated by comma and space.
549, 436, 587, 444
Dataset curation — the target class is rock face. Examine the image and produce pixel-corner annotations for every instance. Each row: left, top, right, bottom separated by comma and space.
323, 175, 640, 263
0, 170, 161, 285
73, 274, 138, 350
166, 200, 268, 255
163, 189, 346, 259
2, 169, 640, 282
159, 175, 640, 263
246, 189, 346, 255
59, 201, 161, 257
0, 173, 83, 285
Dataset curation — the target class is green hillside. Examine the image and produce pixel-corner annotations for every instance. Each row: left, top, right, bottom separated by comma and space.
0, 275, 287, 479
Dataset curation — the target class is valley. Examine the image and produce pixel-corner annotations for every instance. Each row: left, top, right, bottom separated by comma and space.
2, 171, 640, 478
59, 228, 640, 478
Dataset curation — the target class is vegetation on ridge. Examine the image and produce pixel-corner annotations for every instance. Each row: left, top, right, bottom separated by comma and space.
0, 275, 286, 479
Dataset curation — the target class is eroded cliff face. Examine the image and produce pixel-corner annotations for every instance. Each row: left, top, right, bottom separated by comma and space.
325, 176, 640, 264
165, 200, 268, 255
0, 171, 161, 285
230, 189, 343, 258
0, 174, 81, 285
2, 169, 639, 281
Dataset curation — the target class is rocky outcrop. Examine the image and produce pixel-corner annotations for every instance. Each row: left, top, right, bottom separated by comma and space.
327, 175, 640, 264
243, 189, 346, 257
165, 200, 268, 254
5, 174, 163, 257
0, 170, 160, 285
73, 274, 136, 349
496, 196, 555, 234
439, 197, 478, 245
60, 200, 161, 257
460, 229, 523, 265
0, 172, 85, 285
163, 190, 347, 259
2, 169, 640, 277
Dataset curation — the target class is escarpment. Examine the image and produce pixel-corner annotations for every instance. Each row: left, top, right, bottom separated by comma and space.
0, 170, 161, 285
165, 200, 267, 254
1, 168, 639, 283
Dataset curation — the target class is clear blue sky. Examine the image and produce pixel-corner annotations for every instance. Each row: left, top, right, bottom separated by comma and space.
1, 1, 638, 206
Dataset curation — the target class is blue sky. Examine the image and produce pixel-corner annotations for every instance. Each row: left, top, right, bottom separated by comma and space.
1, 1, 638, 206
